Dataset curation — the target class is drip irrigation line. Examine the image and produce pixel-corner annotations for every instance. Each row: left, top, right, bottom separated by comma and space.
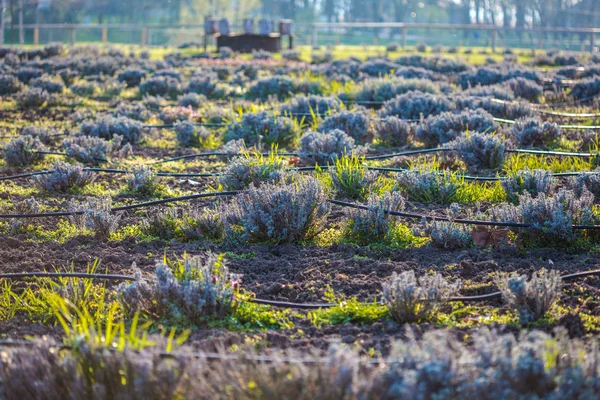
327, 199, 600, 230
143, 122, 227, 129
507, 148, 596, 157
34, 151, 69, 157
0, 191, 237, 219
364, 147, 597, 161
365, 147, 454, 160
0, 132, 68, 140
0, 170, 51, 181
494, 117, 600, 130
0, 168, 218, 181
111, 191, 237, 212
151, 151, 299, 165
535, 109, 600, 118
2, 164, 596, 183
0, 269, 597, 311
32, 151, 108, 163
0, 272, 135, 281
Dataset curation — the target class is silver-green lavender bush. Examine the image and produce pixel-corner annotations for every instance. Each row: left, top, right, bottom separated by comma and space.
495, 269, 562, 324
298, 129, 365, 166
33, 161, 94, 193
69, 197, 121, 238
382, 270, 460, 323
224, 177, 329, 244
416, 203, 472, 249
118, 253, 234, 325
345, 191, 406, 242
501, 169, 557, 202
448, 132, 506, 169
396, 170, 458, 204
2, 135, 46, 167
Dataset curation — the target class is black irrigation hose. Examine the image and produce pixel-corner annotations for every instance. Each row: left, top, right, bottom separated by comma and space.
151, 151, 299, 165
365, 147, 454, 160
0, 168, 218, 181
0, 133, 68, 140
2, 163, 597, 184
327, 199, 600, 230
0, 272, 134, 281
364, 147, 598, 161
494, 117, 600, 130
32, 151, 108, 163
0, 191, 237, 219
0, 170, 51, 181
507, 148, 597, 157
111, 191, 237, 212
535, 109, 600, 118
143, 122, 227, 129
0, 269, 597, 309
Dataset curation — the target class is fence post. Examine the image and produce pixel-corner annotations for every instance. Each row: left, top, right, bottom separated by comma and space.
33, 26, 39, 45
591, 32, 596, 54
102, 27, 108, 43
491, 28, 497, 52
141, 27, 147, 46
311, 24, 318, 48
0, 0, 3, 45
18, 0, 23, 44
69, 27, 76, 46
401, 26, 407, 48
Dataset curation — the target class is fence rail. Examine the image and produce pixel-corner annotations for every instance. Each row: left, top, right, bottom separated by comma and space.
0, 22, 597, 52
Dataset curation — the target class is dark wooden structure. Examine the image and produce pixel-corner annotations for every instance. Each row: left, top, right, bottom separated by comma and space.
216, 33, 282, 52
205, 17, 293, 53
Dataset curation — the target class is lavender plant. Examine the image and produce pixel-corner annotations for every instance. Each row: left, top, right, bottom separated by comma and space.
139, 76, 181, 99
382, 270, 460, 323
506, 77, 543, 101
375, 116, 413, 147
29, 74, 65, 94
117, 67, 147, 87
490, 188, 595, 245
298, 129, 365, 165
448, 132, 506, 169
69, 197, 121, 238
218, 152, 288, 191
33, 161, 94, 193
279, 95, 342, 123
416, 109, 498, 147
224, 111, 299, 148
117, 253, 235, 326
175, 121, 212, 148
2, 135, 46, 167
320, 110, 373, 143
63, 135, 132, 164
21, 126, 59, 145
353, 78, 445, 104
80, 116, 143, 145
127, 166, 164, 196
510, 118, 561, 147
396, 170, 458, 204
378, 91, 452, 120
416, 204, 473, 249
501, 169, 557, 202
0, 74, 22, 94
183, 205, 225, 241
345, 191, 406, 243
224, 177, 329, 244
177, 92, 206, 108
495, 269, 562, 324
16, 87, 57, 108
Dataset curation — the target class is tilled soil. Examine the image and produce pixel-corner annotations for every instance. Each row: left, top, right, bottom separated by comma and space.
0, 232, 598, 350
